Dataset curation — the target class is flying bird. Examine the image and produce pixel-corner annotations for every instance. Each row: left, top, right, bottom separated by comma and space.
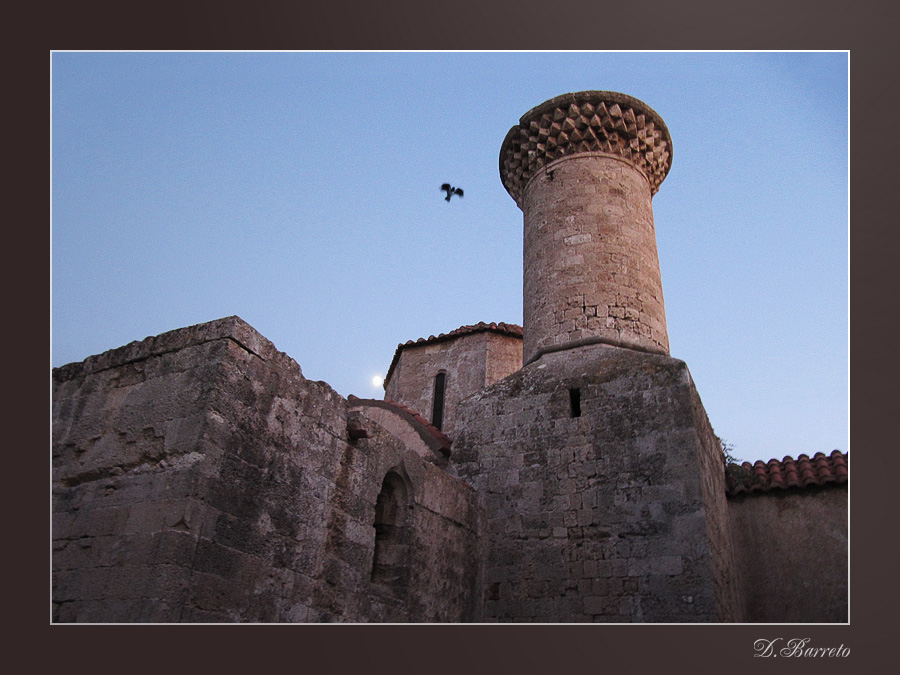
441, 183, 464, 202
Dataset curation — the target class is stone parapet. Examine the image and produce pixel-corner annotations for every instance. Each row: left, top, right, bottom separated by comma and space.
52, 315, 294, 382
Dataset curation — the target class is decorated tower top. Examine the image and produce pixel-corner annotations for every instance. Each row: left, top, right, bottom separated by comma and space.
499, 90, 673, 206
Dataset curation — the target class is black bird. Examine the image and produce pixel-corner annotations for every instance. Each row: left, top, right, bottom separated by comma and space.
441, 183, 464, 202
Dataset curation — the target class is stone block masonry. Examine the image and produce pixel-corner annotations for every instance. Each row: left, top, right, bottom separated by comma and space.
453, 343, 743, 622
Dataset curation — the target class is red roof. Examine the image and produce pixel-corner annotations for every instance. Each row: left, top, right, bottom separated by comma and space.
726, 450, 848, 496
384, 322, 523, 389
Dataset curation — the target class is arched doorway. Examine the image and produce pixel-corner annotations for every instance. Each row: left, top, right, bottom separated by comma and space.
371, 471, 412, 594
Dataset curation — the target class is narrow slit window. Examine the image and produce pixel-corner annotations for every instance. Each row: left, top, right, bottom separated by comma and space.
432, 372, 446, 430
569, 388, 581, 418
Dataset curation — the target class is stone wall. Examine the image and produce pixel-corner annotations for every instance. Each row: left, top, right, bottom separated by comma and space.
453, 343, 742, 622
51, 313, 844, 624
52, 319, 242, 622
688, 372, 745, 622
52, 317, 480, 622
728, 486, 848, 622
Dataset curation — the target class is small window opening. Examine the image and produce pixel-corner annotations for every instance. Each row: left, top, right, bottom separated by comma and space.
569, 388, 582, 418
432, 372, 447, 430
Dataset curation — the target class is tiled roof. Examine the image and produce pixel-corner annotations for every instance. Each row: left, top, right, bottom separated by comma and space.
726, 450, 848, 496
384, 322, 523, 389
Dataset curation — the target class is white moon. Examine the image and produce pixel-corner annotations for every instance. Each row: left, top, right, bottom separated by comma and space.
372, 376, 383, 388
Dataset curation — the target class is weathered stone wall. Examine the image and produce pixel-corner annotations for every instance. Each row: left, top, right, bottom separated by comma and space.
689, 373, 745, 622
453, 344, 742, 622
728, 486, 848, 622
52, 320, 243, 622
53, 317, 480, 622
384, 330, 522, 438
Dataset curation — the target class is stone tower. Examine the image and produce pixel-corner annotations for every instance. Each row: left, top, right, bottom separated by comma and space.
500, 91, 671, 364
453, 92, 743, 622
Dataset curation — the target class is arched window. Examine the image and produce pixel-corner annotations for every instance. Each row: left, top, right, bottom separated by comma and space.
432, 372, 447, 430
371, 471, 411, 593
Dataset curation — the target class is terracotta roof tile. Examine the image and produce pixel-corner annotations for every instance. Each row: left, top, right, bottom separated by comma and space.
726, 450, 848, 496
384, 322, 523, 388
400, 321, 523, 348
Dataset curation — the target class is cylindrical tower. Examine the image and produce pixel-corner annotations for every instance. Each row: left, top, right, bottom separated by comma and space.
500, 91, 673, 364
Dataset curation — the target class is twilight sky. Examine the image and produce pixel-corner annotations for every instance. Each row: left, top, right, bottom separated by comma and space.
51, 51, 848, 464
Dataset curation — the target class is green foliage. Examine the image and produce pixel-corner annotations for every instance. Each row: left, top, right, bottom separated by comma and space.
718, 436, 754, 489
720, 437, 738, 465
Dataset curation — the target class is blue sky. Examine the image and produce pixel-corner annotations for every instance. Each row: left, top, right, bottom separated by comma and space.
51, 51, 848, 464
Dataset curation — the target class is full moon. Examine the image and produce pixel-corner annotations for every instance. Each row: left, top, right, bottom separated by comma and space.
372, 376, 383, 388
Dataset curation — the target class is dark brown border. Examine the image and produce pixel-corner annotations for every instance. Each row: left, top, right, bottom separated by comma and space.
35, 0, 887, 673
